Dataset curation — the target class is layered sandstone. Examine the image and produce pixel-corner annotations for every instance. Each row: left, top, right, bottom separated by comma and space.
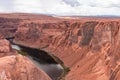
0, 17, 21, 38
0, 33, 51, 80
14, 17, 120, 80
0, 13, 120, 80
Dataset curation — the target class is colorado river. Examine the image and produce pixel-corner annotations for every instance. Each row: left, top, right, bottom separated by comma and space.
11, 44, 63, 80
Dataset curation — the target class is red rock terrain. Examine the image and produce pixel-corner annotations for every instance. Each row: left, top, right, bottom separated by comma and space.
0, 34, 51, 80
0, 13, 120, 80
0, 17, 20, 38
0, 34, 17, 57
0, 55, 51, 80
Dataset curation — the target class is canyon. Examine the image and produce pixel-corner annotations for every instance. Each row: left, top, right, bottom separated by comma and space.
0, 13, 120, 80
0, 34, 51, 80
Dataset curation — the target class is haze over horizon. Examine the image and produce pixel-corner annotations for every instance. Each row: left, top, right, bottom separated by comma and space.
0, 0, 120, 16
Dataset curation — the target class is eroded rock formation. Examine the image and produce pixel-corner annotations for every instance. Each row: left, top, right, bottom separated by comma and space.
0, 34, 17, 57
14, 18, 120, 80
0, 33, 51, 80
0, 17, 21, 38
0, 55, 51, 80
0, 13, 120, 80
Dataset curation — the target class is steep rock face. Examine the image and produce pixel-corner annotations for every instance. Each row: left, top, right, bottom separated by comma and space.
0, 13, 63, 38
0, 33, 51, 80
14, 19, 120, 80
0, 55, 51, 80
0, 17, 21, 38
0, 39, 11, 53
0, 34, 17, 57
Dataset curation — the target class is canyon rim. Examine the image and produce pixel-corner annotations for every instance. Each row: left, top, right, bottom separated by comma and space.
0, 0, 120, 80
0, 13, 119, 80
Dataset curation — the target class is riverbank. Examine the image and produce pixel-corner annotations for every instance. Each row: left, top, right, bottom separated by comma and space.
0, 36, 51, 80
11, 42, 68, 80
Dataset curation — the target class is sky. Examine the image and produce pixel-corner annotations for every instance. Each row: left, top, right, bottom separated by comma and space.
0, 0, 120, 16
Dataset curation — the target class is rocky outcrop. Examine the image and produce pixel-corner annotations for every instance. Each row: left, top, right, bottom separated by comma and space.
0, 34, 17, 57
0, 55, 51, 80
14, 18, 120, 80
0, 33, 51, 80
0, 39, 11, 53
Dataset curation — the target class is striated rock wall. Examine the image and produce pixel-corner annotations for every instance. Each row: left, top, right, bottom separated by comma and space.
14, 19, 120, 80
0, 17, 21, 38
0, 13, 120, 80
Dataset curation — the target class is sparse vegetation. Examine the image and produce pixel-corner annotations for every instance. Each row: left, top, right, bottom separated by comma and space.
16, 50, 28, 56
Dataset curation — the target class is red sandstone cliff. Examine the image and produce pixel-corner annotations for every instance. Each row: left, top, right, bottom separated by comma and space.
0, 34, 51, 80
14, 17, 120, 80
0, 13, 120, 80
